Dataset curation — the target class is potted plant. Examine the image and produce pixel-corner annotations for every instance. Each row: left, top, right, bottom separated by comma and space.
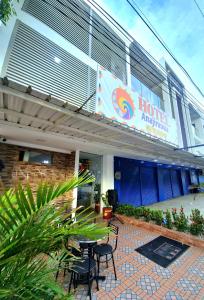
94, 183, 101, 214
101, 192, 112, 219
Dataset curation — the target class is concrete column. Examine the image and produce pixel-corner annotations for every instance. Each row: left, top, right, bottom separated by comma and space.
101, 154, 114, 209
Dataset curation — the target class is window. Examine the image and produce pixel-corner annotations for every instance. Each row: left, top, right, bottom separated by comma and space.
131, 75, 164, 110
19, 151, 52, 165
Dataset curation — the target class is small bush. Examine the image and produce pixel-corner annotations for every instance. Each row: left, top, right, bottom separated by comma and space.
117, 203, 204, 237
151, 209, 163, 225
134, 206, 145, 219
165, 209, 173, 229
190, 209, 204, 236
116, 204, 135, 216
173, 207, 189, 232
143, 207, 151, 222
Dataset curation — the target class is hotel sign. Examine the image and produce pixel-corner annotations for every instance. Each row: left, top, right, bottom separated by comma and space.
96, 66, 178, 146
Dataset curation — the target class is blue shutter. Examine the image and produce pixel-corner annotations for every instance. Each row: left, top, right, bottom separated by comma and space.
170, 169, 182, 198
181, 170, 191, 195
158, 168, 173, 201
114, 157, 141, 206
140, 166, 158, 205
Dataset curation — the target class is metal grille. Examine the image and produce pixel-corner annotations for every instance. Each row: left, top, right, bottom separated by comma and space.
91, 11, 127, 83
23, 0, 90, 55
5, 22, 96, 109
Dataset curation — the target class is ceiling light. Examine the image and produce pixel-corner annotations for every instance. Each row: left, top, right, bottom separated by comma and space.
54, 57, 61, 64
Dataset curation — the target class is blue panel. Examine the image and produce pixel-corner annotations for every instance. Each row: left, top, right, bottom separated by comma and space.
114, 157, 141, 206
170, 169, 182, 198
158, 168, 173, 201
181, 170, 191, 195
140, 166, 158, 205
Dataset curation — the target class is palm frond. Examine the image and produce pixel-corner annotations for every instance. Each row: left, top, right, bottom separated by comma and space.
0, 172, 107, 299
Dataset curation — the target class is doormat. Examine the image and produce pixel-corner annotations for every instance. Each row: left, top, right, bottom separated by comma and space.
135, 236, 189, 268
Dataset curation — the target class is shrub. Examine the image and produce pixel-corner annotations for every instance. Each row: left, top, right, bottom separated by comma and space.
190, 209, 204, 236
117, 204, 204, 237
143, 207, 151, 222
151, 209, 163, 225
116, 204, 135, 216
165, 209, 173, 229
134, 206, 145, 219
173, 207, 189, 232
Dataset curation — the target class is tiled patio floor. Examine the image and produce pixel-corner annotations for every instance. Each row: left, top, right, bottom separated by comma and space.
60, 222, 204, 299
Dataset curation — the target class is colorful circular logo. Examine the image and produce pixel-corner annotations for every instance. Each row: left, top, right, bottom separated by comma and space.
112, 88, 134, 120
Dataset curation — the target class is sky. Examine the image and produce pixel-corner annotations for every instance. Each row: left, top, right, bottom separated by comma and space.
95, 0, 204, 104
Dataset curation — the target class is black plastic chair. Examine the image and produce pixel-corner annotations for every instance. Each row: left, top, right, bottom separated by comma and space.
93, 222, 119, 280
68, 241, 99, 300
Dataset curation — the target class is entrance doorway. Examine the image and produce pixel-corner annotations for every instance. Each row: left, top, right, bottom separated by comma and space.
77, 152, 102, 209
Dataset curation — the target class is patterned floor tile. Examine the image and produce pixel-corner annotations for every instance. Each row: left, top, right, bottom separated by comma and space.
176, 278, 202, 295
188, 266, 204, 279
99, 273, 121, 292
196, 255, 204, 263
164, 291, 184, 300
134, 240, 145, 247
134, 254, 150, 265
137, 275, 160, 295
152, 265, 173, 279
74, 287, 98, 300
118, 262, 138, 277
60, 222, 204, 300
115, 288, 141, 299
120, 246, 135, 254
170, 256, 185, 267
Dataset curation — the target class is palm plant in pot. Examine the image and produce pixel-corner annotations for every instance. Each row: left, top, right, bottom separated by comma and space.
101, 192, 112, 220
0, 171, 109, 299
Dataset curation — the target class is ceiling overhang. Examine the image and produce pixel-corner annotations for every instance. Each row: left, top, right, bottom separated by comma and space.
0, 79, 204, 168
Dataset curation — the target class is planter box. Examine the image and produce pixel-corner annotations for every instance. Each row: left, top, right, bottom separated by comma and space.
116, 214, 204, 249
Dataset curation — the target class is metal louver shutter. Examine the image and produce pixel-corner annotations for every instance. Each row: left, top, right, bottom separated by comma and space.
140, 166, 158, 205
158, 168, 173, 201
115, 157, 141, 206
88, 67, 96, 112
170, 169, 182, 198
23, 0, 90, 55
5, 21, 96, 109
91, 12, 127, 84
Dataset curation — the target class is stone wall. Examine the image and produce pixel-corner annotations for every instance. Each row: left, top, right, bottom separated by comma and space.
0, 143, 75, 208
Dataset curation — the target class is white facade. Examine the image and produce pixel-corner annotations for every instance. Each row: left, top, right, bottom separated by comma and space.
0, 0, 204, 175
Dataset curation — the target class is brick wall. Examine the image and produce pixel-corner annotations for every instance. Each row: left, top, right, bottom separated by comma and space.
0, 143, 76, 208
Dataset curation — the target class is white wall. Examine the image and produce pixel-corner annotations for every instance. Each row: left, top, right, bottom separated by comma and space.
72, 150, 79, 215
101, 154, 114, 209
